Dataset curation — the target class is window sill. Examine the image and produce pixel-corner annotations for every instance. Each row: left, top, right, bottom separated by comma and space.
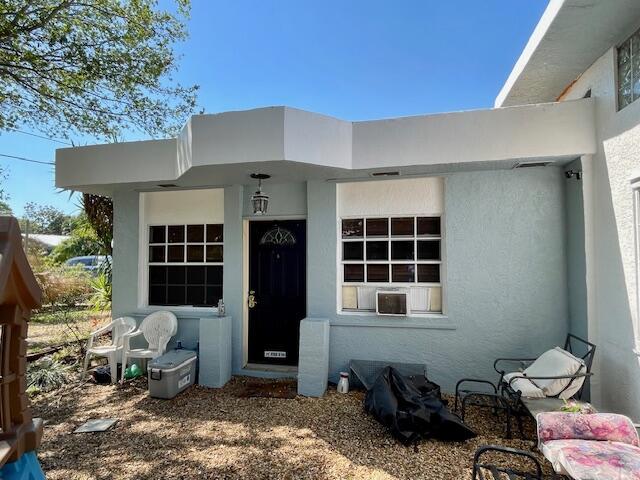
332, 312, 455, 330
134, 305, 219, 317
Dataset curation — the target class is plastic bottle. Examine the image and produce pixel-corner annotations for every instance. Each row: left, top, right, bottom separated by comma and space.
337, 372, 349, 393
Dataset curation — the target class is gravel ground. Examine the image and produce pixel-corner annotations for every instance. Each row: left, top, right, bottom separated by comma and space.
31, 377, 554, 479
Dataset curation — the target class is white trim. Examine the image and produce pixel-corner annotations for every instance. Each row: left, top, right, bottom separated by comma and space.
633, 178, 640, 352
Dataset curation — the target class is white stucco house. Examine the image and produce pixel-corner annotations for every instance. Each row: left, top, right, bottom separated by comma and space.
56, 0, 640, 420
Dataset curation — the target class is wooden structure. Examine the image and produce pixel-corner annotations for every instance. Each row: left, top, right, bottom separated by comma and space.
0, 217, 43, 467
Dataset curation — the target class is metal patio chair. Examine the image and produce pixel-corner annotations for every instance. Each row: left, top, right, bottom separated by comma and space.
454, 334, 596, 438
473, 446, 545, 480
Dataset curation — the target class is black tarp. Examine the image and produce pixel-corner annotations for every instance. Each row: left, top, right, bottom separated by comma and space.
364, 366, 476, 445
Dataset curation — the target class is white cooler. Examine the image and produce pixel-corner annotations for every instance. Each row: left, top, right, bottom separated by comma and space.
147, 349, 197, 399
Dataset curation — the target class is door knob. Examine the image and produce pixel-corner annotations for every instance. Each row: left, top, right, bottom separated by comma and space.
248, 290, 257, 309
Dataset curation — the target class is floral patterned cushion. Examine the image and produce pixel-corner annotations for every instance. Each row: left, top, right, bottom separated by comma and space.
541, 439, 640, 480
537, 413, 640, 479
537, 413, 639, 446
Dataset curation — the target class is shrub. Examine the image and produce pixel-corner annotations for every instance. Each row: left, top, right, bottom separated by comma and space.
27, 358, 70, 394
36, 266, 92, 307
89, 272, 112, 312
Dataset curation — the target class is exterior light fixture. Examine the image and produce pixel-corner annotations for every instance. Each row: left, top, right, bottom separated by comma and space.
250, 173, 270, 215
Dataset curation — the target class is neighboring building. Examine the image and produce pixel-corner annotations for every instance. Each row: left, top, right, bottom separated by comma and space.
21, 234, 69, 254
55, 0, 640, 420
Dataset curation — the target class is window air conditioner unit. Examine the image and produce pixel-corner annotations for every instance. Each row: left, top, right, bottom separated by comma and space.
376, 289, 409, 316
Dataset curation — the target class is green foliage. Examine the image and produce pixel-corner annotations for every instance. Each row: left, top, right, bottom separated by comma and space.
27, 358, 70, 394
49, 213, 105, 263
0, 199, 12, 215
89, 272, 112, 312
0, 166, 9, 205
49, 233, 103, 264
0, 0, 198, 140
21, 202, 74, 234
82, 194, 113, 255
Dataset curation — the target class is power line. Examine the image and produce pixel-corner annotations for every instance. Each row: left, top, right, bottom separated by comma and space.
0, 153, 54, 165
5, 128, 72, 146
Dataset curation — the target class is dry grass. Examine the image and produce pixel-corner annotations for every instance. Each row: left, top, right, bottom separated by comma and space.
27, 310, 110, 354
31, 377, 554, 480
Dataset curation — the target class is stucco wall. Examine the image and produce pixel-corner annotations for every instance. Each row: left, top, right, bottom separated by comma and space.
112, 169, 569, 393
311, 169, 568, 391
564, 158, 588, 341
560, 47, 640, 419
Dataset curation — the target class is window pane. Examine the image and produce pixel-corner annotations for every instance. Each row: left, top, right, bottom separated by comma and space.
167, 245, 184, 262
417, 240, 440, 260
207, 224, 223, 242
391, 217, 414, 236
366, 218, 388, 236
149, 285, 166, 305
167, 286, 186, 305
206, 245, 223, 262
187, 245, 204, 262
206, 266, 223, 285
417, 217, 441, 236
187, 224, 205, 242
149, 226, 166, 244
149, 246, 165, 263
168, 225, 185, 243
418, 264, 440, 283
392, 264, 415, 282
342, 219, 363, 238
187, 266, 205, 284
633, 31, 640, 100
366, 241, 388, 260
343, 241, 364, 260
344, 264, 364, 282
206, 285, 223, 306
619, 39, 633, 108
391, 241, 414, 260
367, 264, 389, 282
187, 286, 206, 306
167, 266, 186, 285
149, 266, 166, 285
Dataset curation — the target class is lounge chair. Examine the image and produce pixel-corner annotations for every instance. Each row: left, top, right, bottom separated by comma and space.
120, 311, 177, 383
82, 316, 137, 383
455, 334, 596, 438
472, 445, 546, 480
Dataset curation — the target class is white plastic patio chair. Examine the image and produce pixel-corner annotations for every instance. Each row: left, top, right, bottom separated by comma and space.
82, 316, 137, 384
120, 310, 178, 383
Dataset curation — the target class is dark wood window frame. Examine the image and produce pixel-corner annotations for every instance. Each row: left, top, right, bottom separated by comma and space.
148, 224, 223, 307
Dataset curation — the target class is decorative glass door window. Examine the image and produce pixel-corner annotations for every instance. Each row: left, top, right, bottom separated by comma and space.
341, 216, 442, 313
617, 27, 640, 110
148, 224, 223, 307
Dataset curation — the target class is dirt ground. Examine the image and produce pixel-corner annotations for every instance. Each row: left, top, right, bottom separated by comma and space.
30, 377, 555, 480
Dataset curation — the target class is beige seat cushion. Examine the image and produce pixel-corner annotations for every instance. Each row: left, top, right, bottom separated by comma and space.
523, 347, 585, 398
503, 372, 545, 398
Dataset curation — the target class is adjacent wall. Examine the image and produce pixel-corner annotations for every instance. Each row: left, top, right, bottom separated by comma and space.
311, 169, 568, 391
560, 47, 640, 419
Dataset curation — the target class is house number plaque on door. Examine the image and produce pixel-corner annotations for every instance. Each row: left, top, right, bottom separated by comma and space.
264, 351, 287, 359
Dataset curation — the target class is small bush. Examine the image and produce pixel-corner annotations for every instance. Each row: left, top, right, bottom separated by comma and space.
89, 272, 112, 311
36, 266, 92, 307
27, 358, 70, 394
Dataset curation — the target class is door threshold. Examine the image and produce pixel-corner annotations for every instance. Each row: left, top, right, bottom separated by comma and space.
245, 363, 298, 373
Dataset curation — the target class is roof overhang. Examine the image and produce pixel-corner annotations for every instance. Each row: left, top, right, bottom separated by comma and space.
56, 101, 596, 195
496, 0, 640, 108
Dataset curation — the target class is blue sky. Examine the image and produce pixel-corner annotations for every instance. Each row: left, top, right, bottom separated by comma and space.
0, 0, 547, 217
